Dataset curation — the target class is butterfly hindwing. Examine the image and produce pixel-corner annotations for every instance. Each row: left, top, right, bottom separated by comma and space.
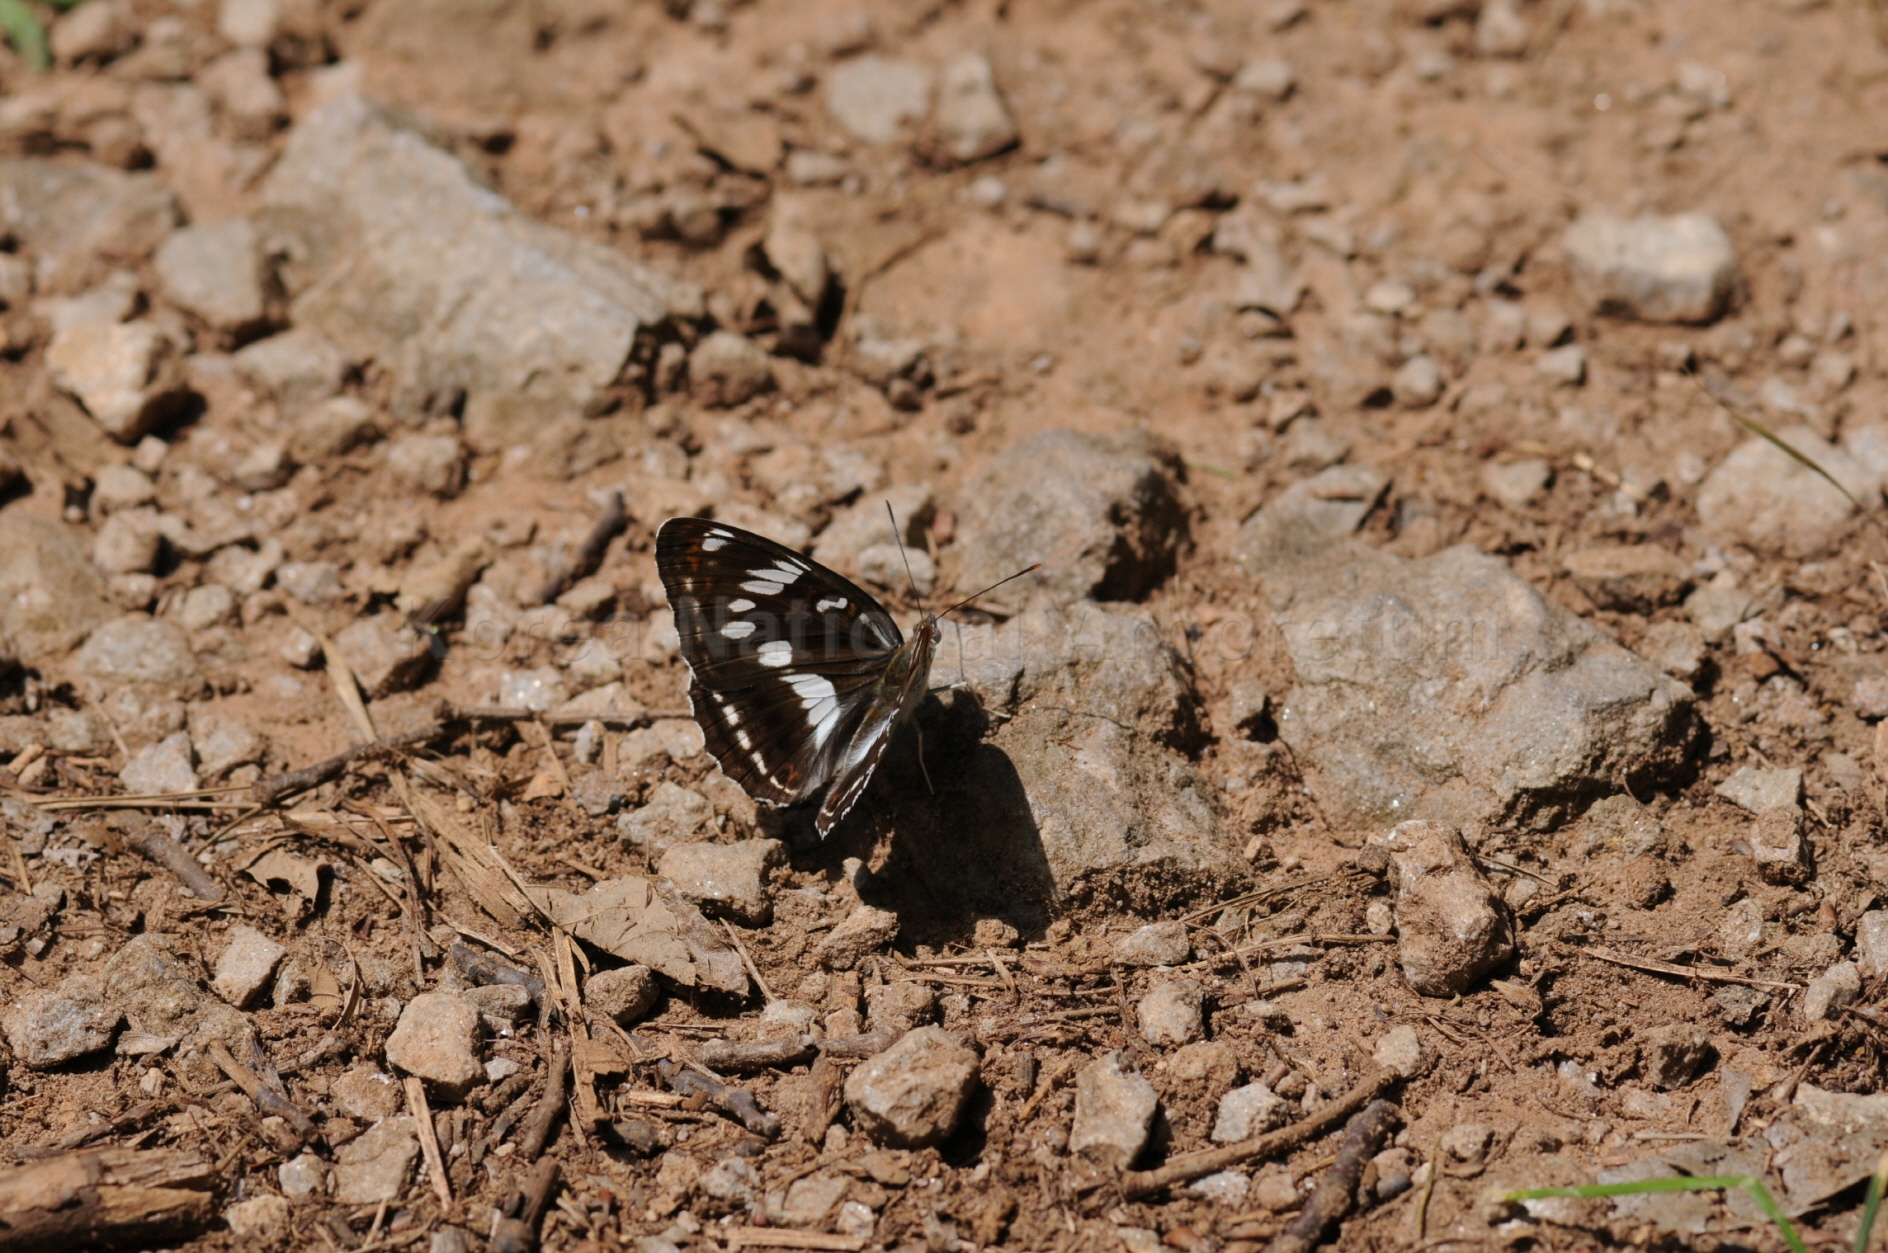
655, 517, 918, 828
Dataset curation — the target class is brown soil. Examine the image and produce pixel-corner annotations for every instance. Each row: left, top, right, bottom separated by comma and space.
5, 0, 1888, 1250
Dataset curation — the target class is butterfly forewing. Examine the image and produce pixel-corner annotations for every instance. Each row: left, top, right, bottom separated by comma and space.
656, 517, 922, 829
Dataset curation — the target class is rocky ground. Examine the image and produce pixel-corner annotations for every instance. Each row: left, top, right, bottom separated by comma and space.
0, 0, 1887, 1249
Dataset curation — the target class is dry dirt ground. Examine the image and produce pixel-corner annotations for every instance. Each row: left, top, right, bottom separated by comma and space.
4, 0, 1888, 1250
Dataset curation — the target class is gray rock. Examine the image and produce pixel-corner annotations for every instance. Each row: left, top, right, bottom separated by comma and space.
51, 0, 136, 63
775, 1174, 850, 1227
1716, 767, 1802, 814
333, 615, 432, 698
1639, 620, 1705, 680
1748, 806, 1807, 885
864, 981, 936, 1033
235, 327, 349, 415
385, 991, 484, 1099
1213, 1082, 1288, 1142
1563, 545, 1689, 613
1, 984, 121, 1068
46, 319, 186, 442
260, 94, 695, 452
1718, 897, 1765, 961
1373, 1024, 1433, 1078
1480, 457, 1552, 509
275, 559, 345, 605
103, 933, 249, 1058
288, 395, 378, 463
1696, 428, 1874, 557
1640, 1024, 1712, 1090
176, 583, 235, 631
585, 964, 658, 1024
120, 731, 199, 794
826, 54, 933, 146
92, 463, 156, 513
218, 0, 279, 47
332, 1116, 418, 1204
1373, 821, 1514, 997
842, 1025, 980, 1147
1392, 355, 1443, 407
77, 613, 202, 691
464, 983, 532, 1032
152, 218, 265, 331
1685, 581, 1754, 643
385, 433, 465, 498
1113, 920, 1191, 967
0, 159, 177, 294
810, 485, 933, 578
1137, 978, 1205, 1046
657, 839, 786, 925
225, 1195, 290, 1240
702, 1156, 762, 1204
1805, 961, 1862, 1022
92, 510, 162, 575
1579, 793, 1665, 861
1857, 912, 1888, 979
813, 904, 901, 971
1070, 1052, 1158, 1170
920, 601, 1239, 911
1535, 344, 1587, 386
1564, 210, 1740, 324
617, 781, 714, 854
199, 48, 284, 141
279, 1151, 328, 1198
332, 1066, 404, 1122
1237, 464, 1388, 564
101, 686, 185, 750
955, 429, 1184, 607
929, 53, 1016, 165
0, 515, 114, 657
212, 924, 287, 1007
689, 331, 774, 407
1236, 526, 1697, 831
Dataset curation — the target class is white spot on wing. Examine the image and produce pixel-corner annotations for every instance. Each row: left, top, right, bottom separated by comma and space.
702, 537, 727, 552
728, 598, 755, 613
816, 596, 849, 612
752, 564, 803, 585
757, 640, 793, 667
722, 620, 756, 639
741, 580, 785, 595
787, 672, 843, 748
708, 528, 734, 538
735, 727, 753, 748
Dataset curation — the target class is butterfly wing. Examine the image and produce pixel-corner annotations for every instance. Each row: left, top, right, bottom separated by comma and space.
656, 517, 906, 813
813, 616, 939, 836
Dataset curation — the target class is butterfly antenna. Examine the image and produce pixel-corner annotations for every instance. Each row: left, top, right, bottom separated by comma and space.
940, 563, 1043, 620
887, 501, 924, 604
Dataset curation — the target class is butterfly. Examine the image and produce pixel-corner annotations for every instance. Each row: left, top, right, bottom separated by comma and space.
655, 517, 946, 838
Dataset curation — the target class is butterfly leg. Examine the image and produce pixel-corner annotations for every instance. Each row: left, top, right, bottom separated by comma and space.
915, 721, 936, 796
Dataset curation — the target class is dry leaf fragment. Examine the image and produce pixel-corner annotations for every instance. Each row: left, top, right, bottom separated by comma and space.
241, 847, 325, 906
523, 876, 748, 996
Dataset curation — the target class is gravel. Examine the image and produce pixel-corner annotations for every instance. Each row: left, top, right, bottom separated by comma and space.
657, 839, 787, 925
825, 55, 933, 146
841, 1025, 980, 1147
1695, 427, 1875, 558
211, 925, 288, 1008
1374, 820, 1516, 997
1137, 979, 1206, 1046
585, 964, 658, 1024
152, 217, 265, 332
1070, 1052, 1159, 1171
384, 991, 485, 1099
1564, 210, 1742, 324
1212, 1082, 1289, 1142
1112, 920, 1191, 967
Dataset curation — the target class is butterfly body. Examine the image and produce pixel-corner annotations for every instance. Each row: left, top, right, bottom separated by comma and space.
655, 517, 937, 837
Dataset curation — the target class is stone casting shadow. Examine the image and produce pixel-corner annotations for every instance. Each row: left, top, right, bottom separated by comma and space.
785, 689, 1055, 944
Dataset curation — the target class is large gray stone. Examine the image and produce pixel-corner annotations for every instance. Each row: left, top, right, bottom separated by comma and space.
1564, 211, 1741, 324
259, 94, 697, 452
2, 984, 121, 1068
842, 1025, 980, 1147
0, 513, 115, 657
1235, 520, 1697, 831
955, 429, 1186, 608
0, 159, 178, 293
919, 601, 1242, 912
1695, 428, 1874, 558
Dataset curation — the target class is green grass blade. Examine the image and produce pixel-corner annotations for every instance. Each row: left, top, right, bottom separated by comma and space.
0, 0, 49, 70
1856, 1148, 1888, 1253
1685, 367, 1869, 514
1505, 1174, 1808, 1253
